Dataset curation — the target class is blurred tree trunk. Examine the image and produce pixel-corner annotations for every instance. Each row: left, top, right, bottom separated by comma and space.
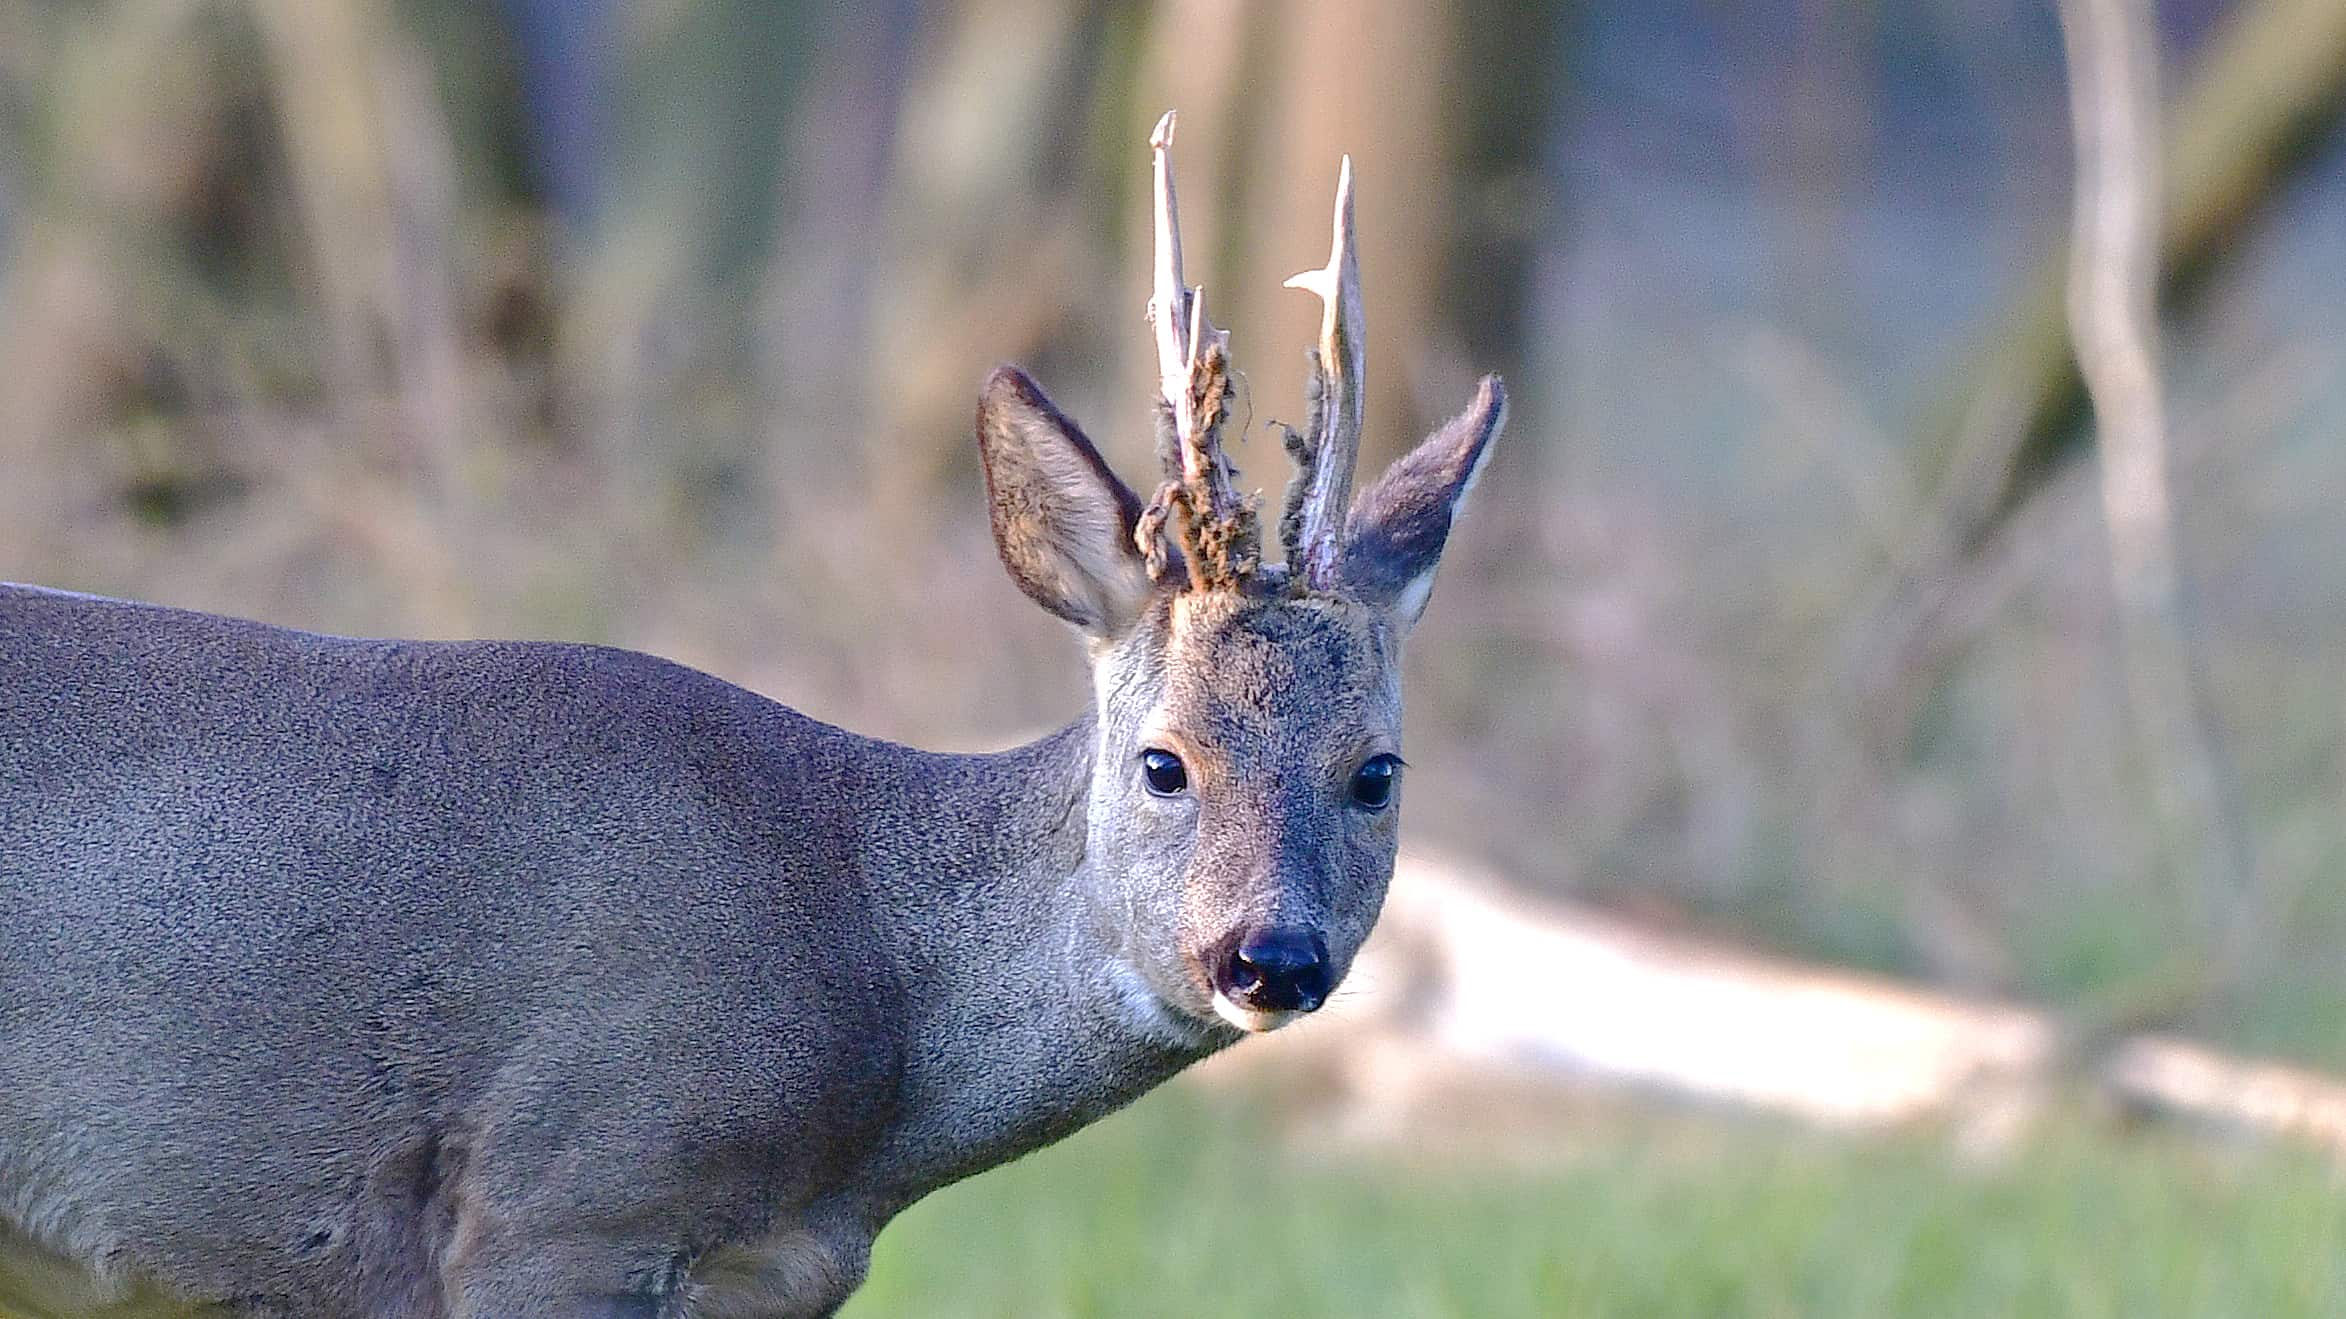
1921, 0, 2346, 555
1442, 0, 1572, 413
561, 0, 817, 528
1858, 0, 2346, 748
1220, 0, 1450, 474
757, 0, 919, 517
861, 0, 1133, 502
2056, 0, 2255, 1041
845, 0, 1571, 521
0, 1, 257, 552
248, 0, 480, 631
1136, 0, 1568, 486
1122, 0, 1260, 461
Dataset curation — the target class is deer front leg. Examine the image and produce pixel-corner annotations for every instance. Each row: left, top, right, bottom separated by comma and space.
441, 1226, 692, 1319
678, 1221, 874, 1319
443, 1220, 872, 1319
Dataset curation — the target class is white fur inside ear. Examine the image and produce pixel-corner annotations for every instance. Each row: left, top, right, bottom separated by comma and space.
1391, 396, 1501, 629
1390, 571, 1437, 628
1454, 409, 1499, 504
1031, 430, 1151, 626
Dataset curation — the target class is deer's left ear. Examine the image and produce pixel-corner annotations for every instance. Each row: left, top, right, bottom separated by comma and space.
1338, 375, 1506, 629
977, 366, 1154, 641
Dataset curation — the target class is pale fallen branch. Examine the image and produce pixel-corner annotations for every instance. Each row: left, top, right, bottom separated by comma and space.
1197, 853, 2346, 1163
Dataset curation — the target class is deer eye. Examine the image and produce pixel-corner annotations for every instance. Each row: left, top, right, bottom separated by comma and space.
1140, 748, 1189, 797
1349, 754, 1402, 810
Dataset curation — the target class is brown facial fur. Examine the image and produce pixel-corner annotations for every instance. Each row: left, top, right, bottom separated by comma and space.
1083, 588, 1402, 1026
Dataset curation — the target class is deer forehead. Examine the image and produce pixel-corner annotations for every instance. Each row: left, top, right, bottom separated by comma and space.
1139, 591, 1400, 763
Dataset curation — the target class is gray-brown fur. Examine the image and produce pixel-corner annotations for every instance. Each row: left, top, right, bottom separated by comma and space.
976, 368, 1150, 631
0, 119, 1504, 1317
1339, 374, 1507, 621
1277, 354, 1330, 570
0, 584, 1178, 1317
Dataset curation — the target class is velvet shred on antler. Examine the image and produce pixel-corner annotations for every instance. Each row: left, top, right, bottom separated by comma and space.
1135, 110, 1361, 597
1276, 362, 1329, 582
1137, 112, 1260, 592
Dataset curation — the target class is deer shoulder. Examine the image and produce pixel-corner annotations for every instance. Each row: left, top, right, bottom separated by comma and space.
0, 111, 1504, 1319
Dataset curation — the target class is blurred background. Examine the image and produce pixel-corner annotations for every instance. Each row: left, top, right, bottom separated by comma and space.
6, 0, 2346, 1313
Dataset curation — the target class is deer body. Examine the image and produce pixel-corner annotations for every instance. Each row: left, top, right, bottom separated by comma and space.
0, 586, 1202, 1317
0, 114, 1503, 1317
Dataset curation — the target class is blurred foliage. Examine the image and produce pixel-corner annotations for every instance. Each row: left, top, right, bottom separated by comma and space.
851, 1086, 2346, 1317
3, 0, 2346, 1074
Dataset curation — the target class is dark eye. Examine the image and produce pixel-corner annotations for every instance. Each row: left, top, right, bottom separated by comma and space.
1141, 748, 1189, 797
1350, 754, 1402, 810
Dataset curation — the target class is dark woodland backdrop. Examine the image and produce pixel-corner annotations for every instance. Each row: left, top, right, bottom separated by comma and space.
4, 0, 2346, 1097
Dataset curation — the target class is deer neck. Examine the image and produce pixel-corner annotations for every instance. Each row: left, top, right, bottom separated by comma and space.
849, 712, 1217, 1207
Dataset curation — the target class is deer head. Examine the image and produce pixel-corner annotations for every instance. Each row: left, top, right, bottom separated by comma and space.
977, 112, 1506, 1042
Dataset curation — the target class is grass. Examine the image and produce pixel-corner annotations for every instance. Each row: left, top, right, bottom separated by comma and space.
847, 1085, 2346, 1318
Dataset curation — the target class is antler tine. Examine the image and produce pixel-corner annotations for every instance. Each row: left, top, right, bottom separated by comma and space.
1141, 110, 1257, 590
1283, 155, 1364, 588
1147, 110, 1195, 454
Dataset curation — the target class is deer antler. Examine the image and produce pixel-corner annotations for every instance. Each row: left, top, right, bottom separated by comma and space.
1281, 156, 1364, 591
1139, 111, 1259, 591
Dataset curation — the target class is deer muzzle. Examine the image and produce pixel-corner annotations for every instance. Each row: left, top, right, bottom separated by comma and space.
1209, 926, 1331, 1031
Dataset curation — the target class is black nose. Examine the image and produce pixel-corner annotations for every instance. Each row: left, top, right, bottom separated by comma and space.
1223, 928, 1332, 1014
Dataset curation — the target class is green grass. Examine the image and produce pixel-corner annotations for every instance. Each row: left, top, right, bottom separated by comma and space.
847, 1087, 2346, 1318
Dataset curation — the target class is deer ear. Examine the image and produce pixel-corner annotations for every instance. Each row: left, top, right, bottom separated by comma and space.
1338, 375, 1507, 629
977, 366, 1154, 640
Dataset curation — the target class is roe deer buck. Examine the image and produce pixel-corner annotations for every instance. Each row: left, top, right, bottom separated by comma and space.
0, 112, 1504, 1318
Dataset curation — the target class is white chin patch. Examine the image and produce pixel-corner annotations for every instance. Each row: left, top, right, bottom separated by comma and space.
1108, 958, 1220, 1049
1212, 993, 1303, 1034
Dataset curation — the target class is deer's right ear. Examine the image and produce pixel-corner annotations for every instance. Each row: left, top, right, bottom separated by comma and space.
978, 366, 1154, 640
1337, 375, 1506, 630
